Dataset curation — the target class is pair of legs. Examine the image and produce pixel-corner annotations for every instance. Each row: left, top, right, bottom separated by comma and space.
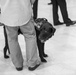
33, 0, 48, 62
3, 26, 48, 63
5, 18, 40, 71
52, 0, 76, 26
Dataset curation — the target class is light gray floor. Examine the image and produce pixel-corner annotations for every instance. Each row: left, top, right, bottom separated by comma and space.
0, 0, 76, 75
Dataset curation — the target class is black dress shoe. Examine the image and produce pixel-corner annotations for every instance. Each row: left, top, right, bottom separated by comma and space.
16, 67, 23, 71
41, 58, 47, 62
54, 21, 64, 26
28, 64, 40, 71
43, 54, 48, 57
66, 21, 76, 26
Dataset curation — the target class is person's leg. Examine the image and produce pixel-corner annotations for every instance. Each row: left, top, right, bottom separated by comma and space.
20, 18, 41, 71
57, 0, 70, 23
52, 0, 59, 24
58, 0, 76, 26
52, 0, 64, 25
33, 0, 38, 20
5, 26, 23, 69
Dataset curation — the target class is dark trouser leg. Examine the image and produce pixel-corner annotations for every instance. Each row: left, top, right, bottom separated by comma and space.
57, 0, 71, 23
52, 0, 59, 24
33, 0, 38, 20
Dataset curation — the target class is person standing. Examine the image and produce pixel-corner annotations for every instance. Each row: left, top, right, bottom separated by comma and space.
51, 0, 76, 26
0, 0, 41, 71
33, 0, 48, 63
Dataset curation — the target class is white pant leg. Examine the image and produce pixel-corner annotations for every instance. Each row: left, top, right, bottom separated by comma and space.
6, 26, 23, 68
20, 18, 41, 67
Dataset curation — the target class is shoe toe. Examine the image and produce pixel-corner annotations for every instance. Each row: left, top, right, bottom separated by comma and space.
66, 21, 76, 26
28, 64, 40, 71
72, 21, 76, 24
